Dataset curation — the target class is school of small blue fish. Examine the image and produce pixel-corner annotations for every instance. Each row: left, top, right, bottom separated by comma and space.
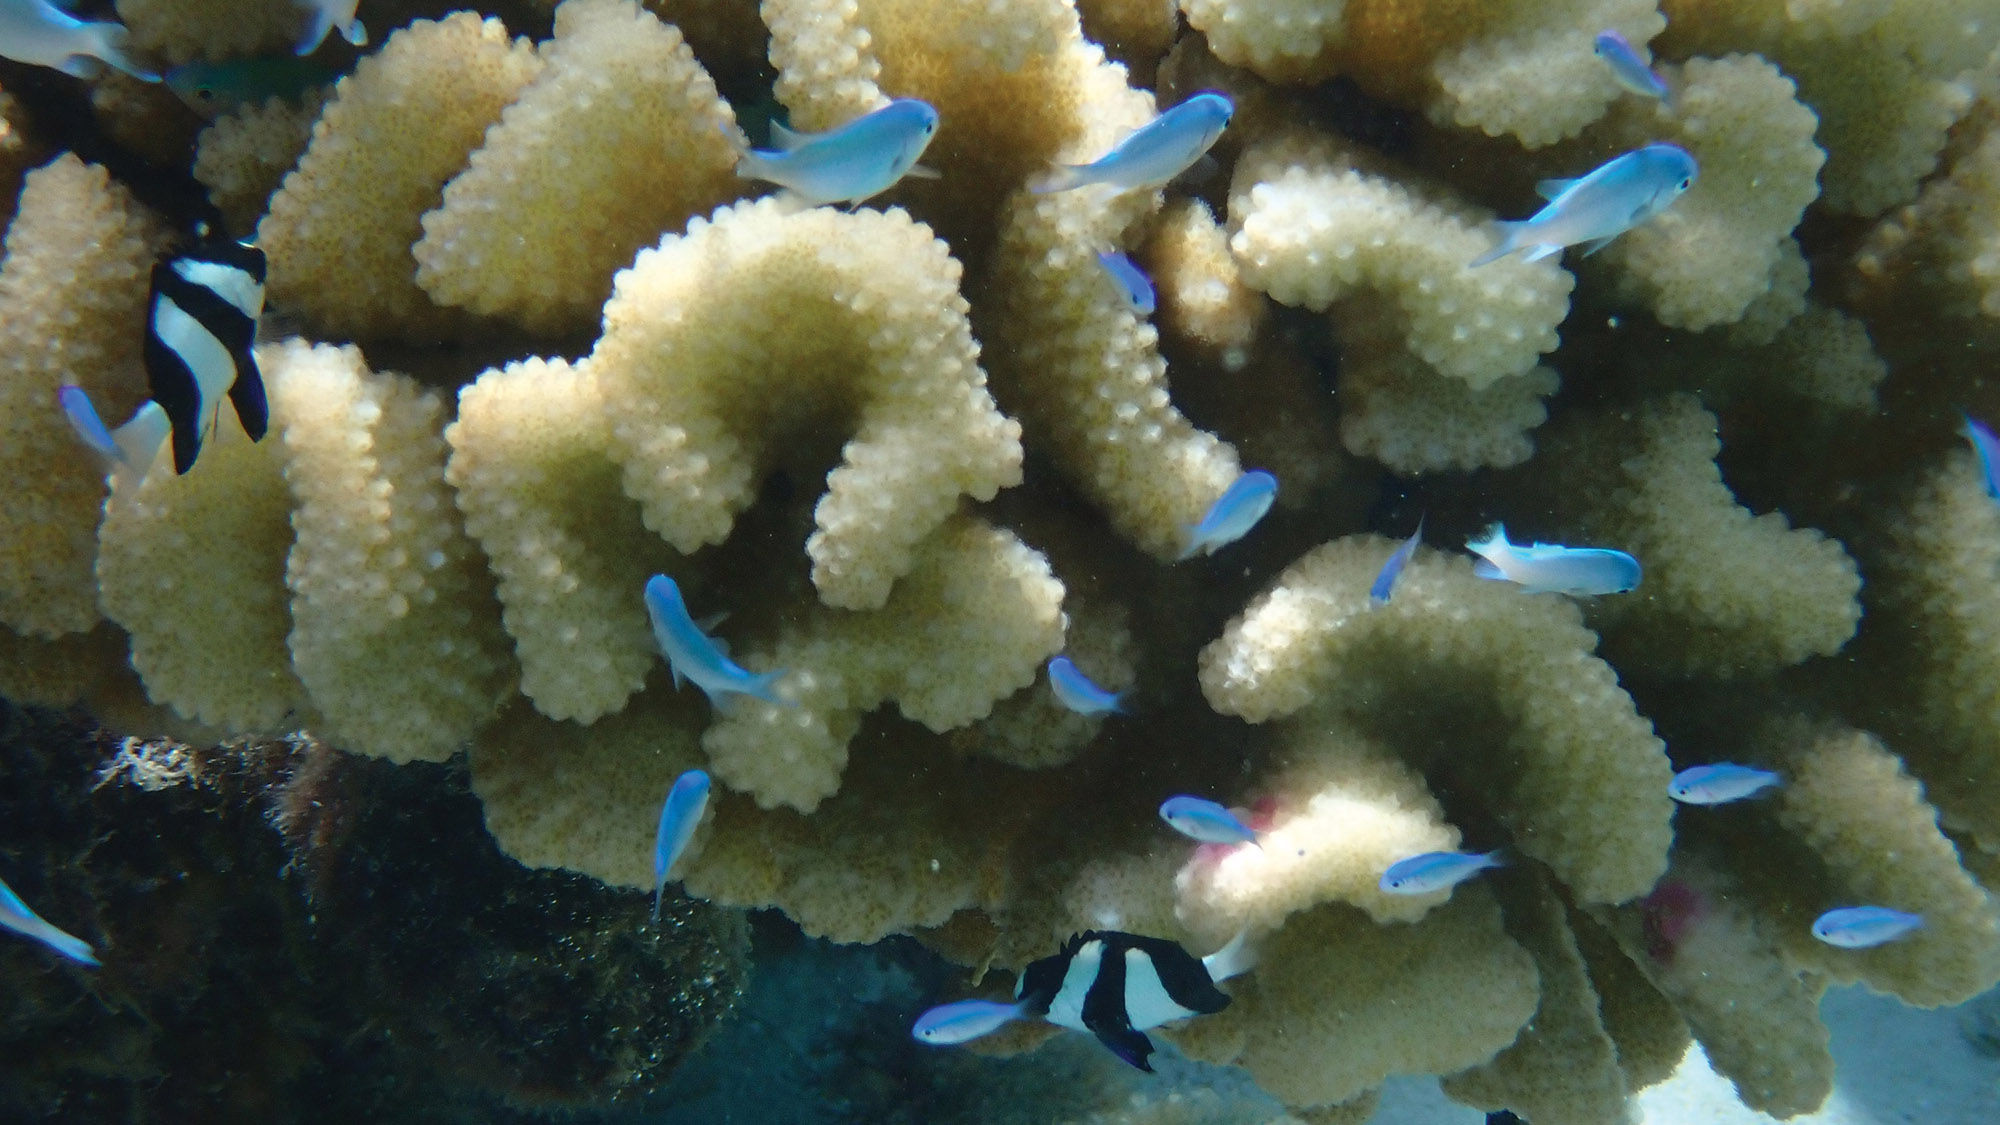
1096, 250, 1156, 317
1032, 92, 1233, 194
1180, 469, 1277, 561
1472, 143, 1698, 267
1047, 655, 1125, 716
1467, 523, 1642, 596
652, 768, 711, 924
1, 19, 1938, 1089
734, 98, 941, 206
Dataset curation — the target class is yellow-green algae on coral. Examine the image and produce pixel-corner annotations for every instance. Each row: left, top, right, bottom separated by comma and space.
0, 0, 1998, 1119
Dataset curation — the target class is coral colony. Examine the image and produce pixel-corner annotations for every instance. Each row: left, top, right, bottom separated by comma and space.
0, 0, 1997, 1120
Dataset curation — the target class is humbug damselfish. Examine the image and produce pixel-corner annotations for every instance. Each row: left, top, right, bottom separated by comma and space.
1014, 929, 1236, 1072
143, 235, 268, 474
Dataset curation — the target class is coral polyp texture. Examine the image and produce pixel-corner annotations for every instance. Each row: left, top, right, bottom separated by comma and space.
4, 0, 2000, 1120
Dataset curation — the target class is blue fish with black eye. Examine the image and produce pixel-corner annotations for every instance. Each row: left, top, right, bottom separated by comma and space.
1033, 92, 1233, 194
1466, 524, 1640, 596
0, 871, 98, 967
735, 98, 941, 206
1811, 906, 1924, 949
1594, 31, 1672, 105
1180, 470, 1277, 561
1379, 850, 1505, 896
652, 768, 711, 923
1369, 517, 1424, 605
1668, 763, 1781, 806
1047, 656, 1124, 716
911, 998, 1027, 1046
0, 0, 157, 82
166, 55, 339, 118
1158, 795, 1259, 846
1471, 144, 1697, 267
643, 575, 785, 707
1962, 414, 2000, 500
1096, 251, 1156, 316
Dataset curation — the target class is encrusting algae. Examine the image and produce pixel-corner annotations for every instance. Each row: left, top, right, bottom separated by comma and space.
0, 0, 1999, 1118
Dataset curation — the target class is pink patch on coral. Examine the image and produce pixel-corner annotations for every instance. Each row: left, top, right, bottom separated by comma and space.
1640, 878, 1707, 965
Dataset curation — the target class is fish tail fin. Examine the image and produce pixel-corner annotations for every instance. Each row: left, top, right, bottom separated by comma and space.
747, 668, 788, 705
294, 5, 334, 56
111, 402, 170, 488
1175, 525, 1204, 562
1201, 929, 1258, 983
1029, 163, 1087, 194
734, 148, 778, 187
89, 23, 158, 82
1469, 222, 1526, 268
1483, 849, 1510, 869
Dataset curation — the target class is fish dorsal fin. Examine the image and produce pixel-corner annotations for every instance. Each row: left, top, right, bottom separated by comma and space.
767, 119, 813, 151
1535, 177, 1577, 201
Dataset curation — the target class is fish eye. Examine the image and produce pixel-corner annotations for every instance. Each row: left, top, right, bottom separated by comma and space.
1678, 178, 1691, 190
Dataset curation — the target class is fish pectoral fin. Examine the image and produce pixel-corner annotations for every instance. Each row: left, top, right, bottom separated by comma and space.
904, 163, 942, 180
1579, 234, 1621, 257
57, 54, 107, 80
1534, 177, 1577, 201
1091, 1024, 1156, 1072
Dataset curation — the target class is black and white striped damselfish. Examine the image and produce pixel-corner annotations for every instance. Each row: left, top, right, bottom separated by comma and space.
143, 237, 268, 474
1013, 929, 1253, 1072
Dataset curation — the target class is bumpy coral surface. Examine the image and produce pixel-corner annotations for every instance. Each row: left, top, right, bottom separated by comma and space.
8, 0, 2000, 1120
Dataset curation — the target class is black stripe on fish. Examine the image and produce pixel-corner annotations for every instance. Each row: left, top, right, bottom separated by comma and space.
143, 242, 268, 473
1016, 930, 1231, 1073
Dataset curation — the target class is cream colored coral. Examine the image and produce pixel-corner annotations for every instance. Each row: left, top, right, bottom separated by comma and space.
1200, 535, 1673, 904
590, 198, 1022, 610
1181, 0, 1660, 148
1751, 719, 2000, 1007
1441, 872, 1635, 1125
1174, 717, 1460, 942
701, 516, 1064, 811
1075, 0, 1178, 76
1836, 451, 2000, 848
1568, 909, 1691, 1092
1523, 395, 1862, 677
1335, 307, 1559, 473
269, 340, 514, 762
1592, 854, 1834, 1118
972, 598, 1134, 770
116, 0, 298, 66
258, 14, 544, 340
413, 0, 743, 335
1578, 55, 1826, 333
445, 357, 675, 724
0, 156, 166, 639
1146, 199, 1266, 369
97, 404, 305, 733
1168, 892, 1540, 1109
194, 93, 326, 239
1852, 109, 2000, 319
1229, 133, 1571, 389
1661, 0, 1996, 216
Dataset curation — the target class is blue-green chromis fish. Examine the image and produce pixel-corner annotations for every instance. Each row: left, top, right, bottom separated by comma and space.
1963, 414, 2000, 500
0, 0, 156, 82
1811, 906, 1923, 949
644, 575, 786, 707
165, 55, 338, 117
0, 871, 98, 966
1379, 850, 1505, 895
1047, 656, 1124, 716
911, 998, 1026, 1045
652, 768, 711, 923
1032, 92, 1232, 194
1668, 763, 1781, 805
294, 0, 364, 57
1369, 517, 1424, 605
1180, 469, 1277, 560
1594, 31, 1672, 105
1471, 144, 1697, 267
1158, 796, 1258, 846
1466, 524, 1640, 596
734, 98, 941, 206
1096, 251, 1156, 316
